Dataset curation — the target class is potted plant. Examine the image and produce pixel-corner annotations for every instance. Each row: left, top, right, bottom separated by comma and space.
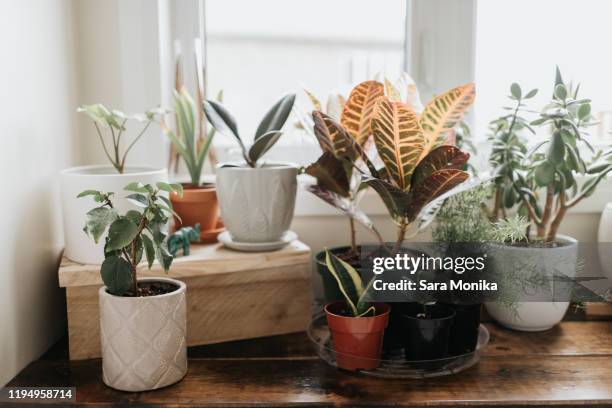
432, 186, 528, 355
79, 181, 187, 392
203, 94, 297, 246
62, 106, 167, 264
322, 249, 390, 371
485, 70, 612, 331
162, 87, 220, 243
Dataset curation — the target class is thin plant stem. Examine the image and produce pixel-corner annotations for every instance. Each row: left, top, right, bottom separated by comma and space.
121, 121, 152, 170
349, 218, 357, 255
94, 122, 117, 170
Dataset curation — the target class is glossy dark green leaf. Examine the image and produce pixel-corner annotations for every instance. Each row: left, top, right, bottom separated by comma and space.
203, 100, 244, 151
254, 94, 296, 140
142, 234, 155, 268
248, 130, 283, 164
124, 210, 142, 227
124, 182, 150, 193
155, 242, 173, 272
106, 218, 139, 251
101, 255, 133, 296
547, 131, 565, 165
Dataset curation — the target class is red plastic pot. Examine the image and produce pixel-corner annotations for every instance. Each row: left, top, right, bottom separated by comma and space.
325, 301, 390, 371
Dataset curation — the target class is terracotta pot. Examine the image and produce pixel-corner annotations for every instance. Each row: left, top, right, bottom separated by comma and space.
170, 184, 220, 241
325, 301, 390, 371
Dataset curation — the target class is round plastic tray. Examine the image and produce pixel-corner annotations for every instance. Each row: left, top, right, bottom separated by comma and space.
307, 312, 489, 378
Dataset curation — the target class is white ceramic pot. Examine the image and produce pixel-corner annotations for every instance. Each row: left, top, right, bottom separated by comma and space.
99, 277, 187, 392
61, 165, 167, 264
598, 202, 612, 281
485, 234, 578, 331
216, 163, 297, 243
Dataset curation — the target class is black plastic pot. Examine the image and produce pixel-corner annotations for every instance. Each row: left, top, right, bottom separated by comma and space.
444, 303, 482, 356
399, 303, 455, 361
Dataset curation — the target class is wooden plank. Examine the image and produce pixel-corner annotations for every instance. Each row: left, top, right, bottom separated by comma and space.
7, 356, 612, 406
59, 241, 311, 288
585, 302, 612, 319
66, 263, 313, 360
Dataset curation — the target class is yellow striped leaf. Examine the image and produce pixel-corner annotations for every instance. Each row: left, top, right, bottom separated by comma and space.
371, 98, 426, 191
340, 80, 385, 146
419, 83, 476, 160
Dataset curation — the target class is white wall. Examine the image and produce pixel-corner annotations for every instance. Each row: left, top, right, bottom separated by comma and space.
0, 0, 79, 386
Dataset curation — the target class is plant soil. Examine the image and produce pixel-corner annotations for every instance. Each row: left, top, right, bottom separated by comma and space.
118, 281, 179, 297
182, 182, 215, 190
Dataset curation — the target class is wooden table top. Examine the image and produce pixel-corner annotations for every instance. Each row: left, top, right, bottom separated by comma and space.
6, 315, 612, 407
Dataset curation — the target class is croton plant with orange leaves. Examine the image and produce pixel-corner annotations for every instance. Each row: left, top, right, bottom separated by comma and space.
304, 79, 477, 252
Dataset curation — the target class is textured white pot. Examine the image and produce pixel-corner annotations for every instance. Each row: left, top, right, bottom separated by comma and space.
216, 163, 297, 242
598, 202, 612, 281
485, 234, 578, 331
61, 165, 167, 264
99, 277, 187, 392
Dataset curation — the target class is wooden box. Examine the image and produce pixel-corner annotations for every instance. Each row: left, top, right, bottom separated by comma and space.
58, 241, 313, 360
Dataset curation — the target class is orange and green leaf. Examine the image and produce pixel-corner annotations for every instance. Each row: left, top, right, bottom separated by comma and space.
411, 145, 470, 188
406, 169, 469, 221
419, 83, 476, 160
340, 80, 385, 146
371, 98, 426, 190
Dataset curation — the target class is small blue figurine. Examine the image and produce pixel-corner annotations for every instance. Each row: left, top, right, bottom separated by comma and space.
168, 224, 201, 256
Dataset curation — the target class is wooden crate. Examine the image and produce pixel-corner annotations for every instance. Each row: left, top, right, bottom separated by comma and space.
59, 241, 313, 360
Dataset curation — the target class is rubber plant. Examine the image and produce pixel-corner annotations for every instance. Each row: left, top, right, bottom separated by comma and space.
304, 81, 386, 255
79, 181, 183, 296
365, 84, 477, 249
512, 67, 612, 242
203, 94, 296, 167
78, 105, 160, 174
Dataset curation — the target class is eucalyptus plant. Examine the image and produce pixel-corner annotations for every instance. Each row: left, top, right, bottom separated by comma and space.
161, 88, 216, 187
78, 104, 160, 174
203, 94, 296, 167
323, 248, 375, 317
514, 68, 612, 242
79, 182, 183, 296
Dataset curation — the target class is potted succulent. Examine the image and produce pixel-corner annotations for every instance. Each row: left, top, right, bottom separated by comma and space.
485, 70, 612, 331
162, 87, 220, 242
203, 94, 297, 246
79, 181, 187, 392
322, 249, 390, 371
62, 106, 167, 264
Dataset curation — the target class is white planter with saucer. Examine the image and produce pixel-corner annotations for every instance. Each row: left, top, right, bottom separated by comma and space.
216, 163, 297, 250
485, 234, 578, 331
60, 165, 167, 264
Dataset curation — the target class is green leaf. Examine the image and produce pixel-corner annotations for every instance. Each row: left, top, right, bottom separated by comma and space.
100, 255, 133, 296
554, 84, 567, 100
83, 207, 118, 243
126, 193, 148, 207
534, 161, 555, 186
106, 218, 139, 251
547, 131, 565, 165
156, 182, 183, 196
124, 210, 142, 226
77, 190, 101, 198
510, 83, 522, 100
141, 234, 156, 268
155, 242, 173, 272
324, 249, 365, 316
203, 100, 244, 152
248, 130, 283, 164
524, 89, 538, 99
124, 182, 149, 193
254, 94, 296, 140
578, 103, 591, 120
